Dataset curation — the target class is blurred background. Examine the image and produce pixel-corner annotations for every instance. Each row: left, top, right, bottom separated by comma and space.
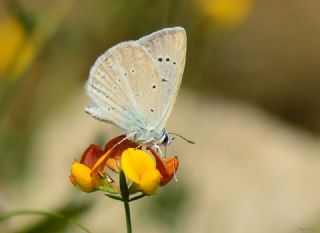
1, 0, 320, 232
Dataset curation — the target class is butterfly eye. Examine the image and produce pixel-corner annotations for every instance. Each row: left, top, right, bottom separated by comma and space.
166, 57, 170, 62
162, 135, 169, 145
152, 85, 157, 89
157, 57, 163, 62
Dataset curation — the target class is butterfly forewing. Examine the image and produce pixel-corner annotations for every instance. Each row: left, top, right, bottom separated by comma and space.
138, 27, 187, 130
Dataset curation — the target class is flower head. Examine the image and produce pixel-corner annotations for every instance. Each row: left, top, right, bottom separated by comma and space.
70, 135, 180, 198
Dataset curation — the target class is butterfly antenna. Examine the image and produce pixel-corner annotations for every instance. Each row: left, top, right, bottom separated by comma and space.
168, 132, 195, 144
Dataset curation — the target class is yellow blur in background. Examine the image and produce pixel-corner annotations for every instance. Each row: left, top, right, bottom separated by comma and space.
0, 16, 39, 80
198, 0, 253, 27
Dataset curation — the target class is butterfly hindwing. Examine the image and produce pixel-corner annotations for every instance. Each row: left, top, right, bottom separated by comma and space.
85, 42, 163, 132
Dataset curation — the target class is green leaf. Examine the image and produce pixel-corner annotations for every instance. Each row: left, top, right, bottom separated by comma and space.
129, 193, 146, 202
104, 194, 123, 201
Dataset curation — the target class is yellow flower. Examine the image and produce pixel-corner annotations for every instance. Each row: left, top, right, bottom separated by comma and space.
70, 145, 113, 192
70, 162, 98, 192
121, 148, 160, 195
199, 0, 253, 27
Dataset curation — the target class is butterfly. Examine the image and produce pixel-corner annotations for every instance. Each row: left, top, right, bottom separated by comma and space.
85, 27, 187, 148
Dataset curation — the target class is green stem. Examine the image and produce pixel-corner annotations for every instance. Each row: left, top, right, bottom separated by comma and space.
123, 201, 132, 233
119, 171, 132, 233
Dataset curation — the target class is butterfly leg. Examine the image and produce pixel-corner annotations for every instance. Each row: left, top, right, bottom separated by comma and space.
135, 137, 154, 150
173, 169, 178, 182
134, 140, 164, 157
153, 144, 164, 158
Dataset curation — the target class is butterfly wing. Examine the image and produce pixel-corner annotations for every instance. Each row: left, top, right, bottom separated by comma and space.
138, 27, 187, 131
85, 42, 164, 133
85, 27, 186, 142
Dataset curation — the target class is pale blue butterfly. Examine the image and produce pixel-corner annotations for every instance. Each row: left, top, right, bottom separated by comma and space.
85, 27, 187, 148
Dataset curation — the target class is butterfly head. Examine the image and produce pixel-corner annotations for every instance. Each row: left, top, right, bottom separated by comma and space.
147, 129, 172, 147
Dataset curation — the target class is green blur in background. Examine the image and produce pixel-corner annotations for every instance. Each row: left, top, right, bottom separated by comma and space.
1, 0, 320, 232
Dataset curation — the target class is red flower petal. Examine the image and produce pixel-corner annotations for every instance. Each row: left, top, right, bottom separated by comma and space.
104, 135, 138, 160
147, 147, 179, 186
161, 156, 179, 186
90, 135, 138, 176
80, 144, 104, 169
